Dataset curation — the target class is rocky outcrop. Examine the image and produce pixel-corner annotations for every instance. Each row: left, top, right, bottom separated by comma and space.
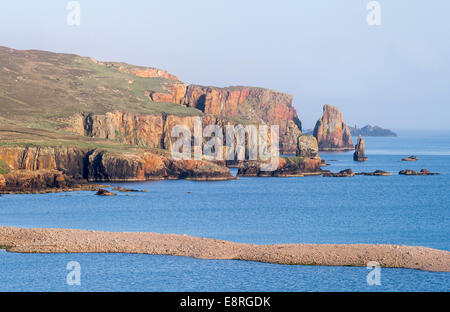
237, 157, 322, 177
296, 135, 318, 158
87, 150, 233, 181
353, 135, 368, 161
355, 170, 392, 176
313, 105, 353, 151
184, 85, 302, 154
402, 156, 419, 161
0, 146, 234, 183
95, 189, 117, 196
323, 169, 355, 177
399, 169, 439, 176
0, 146, 87, 179
0, 170, 96, 194
146, 82, 187, 105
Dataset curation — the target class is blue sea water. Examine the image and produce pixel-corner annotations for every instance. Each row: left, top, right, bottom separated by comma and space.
0, 131, 449, 292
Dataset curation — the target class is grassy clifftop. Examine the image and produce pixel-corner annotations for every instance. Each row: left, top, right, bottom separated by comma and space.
0, 46, 201, 131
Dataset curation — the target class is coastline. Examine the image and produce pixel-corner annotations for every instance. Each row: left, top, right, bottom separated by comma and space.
1, 226, 449, 273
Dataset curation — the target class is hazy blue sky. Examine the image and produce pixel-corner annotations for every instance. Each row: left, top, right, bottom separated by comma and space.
1, 0, 449, 130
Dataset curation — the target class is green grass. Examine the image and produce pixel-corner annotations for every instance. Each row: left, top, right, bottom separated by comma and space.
283, 156, 305, 165
0, 46, 202, 131
0, 159, 10, 174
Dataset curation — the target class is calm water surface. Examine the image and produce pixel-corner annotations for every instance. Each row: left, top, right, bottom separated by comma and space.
0, 132, 449, 291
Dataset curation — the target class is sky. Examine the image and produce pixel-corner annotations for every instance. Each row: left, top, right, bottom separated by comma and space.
0, 0, 449, 130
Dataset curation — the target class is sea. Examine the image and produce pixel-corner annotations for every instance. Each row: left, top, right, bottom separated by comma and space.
0, 130, 449, 291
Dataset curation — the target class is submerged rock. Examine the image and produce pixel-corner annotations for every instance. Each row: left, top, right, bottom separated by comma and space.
313, 105, 353, 151
353, 135, 368, 162
95, 189, 117, 196
112, 187, 147, 193
356, 170, 392, 176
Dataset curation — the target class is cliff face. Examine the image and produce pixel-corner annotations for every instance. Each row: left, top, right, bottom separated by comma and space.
61, 111, 280, 156
146, 82, 187, 105
0, 146, 233, 182
63, 112, 165, 149
0, 146, 87, 179
184, 85, 302, 154
313, 105, 353, 151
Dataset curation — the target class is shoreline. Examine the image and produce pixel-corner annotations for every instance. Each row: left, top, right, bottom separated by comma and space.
0, 226, 449, 272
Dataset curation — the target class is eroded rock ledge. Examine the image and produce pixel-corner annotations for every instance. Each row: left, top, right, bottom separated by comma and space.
0, 227, 448, 272
0, 146, 234, 184
0, 170, 98, 194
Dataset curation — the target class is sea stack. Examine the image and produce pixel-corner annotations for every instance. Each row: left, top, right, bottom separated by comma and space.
313, 104, 353, 151
353, 135, 368, 161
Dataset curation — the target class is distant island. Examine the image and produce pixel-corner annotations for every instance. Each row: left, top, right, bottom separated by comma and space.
349, 125, 397, 137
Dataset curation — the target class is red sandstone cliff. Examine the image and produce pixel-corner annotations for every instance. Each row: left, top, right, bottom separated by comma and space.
184, 85, 302, 154
0, 170, 96, 194
313, 105, 353, 151
0, 146, 233, 183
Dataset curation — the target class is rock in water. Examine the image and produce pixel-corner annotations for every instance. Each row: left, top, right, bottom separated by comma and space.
296, 135, 319, 158
355, 170, 391, 176
399, 169, 439, 176
323, 169, 355, 177
313, 105, 353, 151
353, 135, 368, 161
95, 189, 117, 196
402, 156, 419, 161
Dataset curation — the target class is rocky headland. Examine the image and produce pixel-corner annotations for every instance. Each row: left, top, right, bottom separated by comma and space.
350, 125, 397, 137
1, 227, 448, 272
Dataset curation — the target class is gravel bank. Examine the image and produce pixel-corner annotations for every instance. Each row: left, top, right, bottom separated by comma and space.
0, 226, 449, 272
